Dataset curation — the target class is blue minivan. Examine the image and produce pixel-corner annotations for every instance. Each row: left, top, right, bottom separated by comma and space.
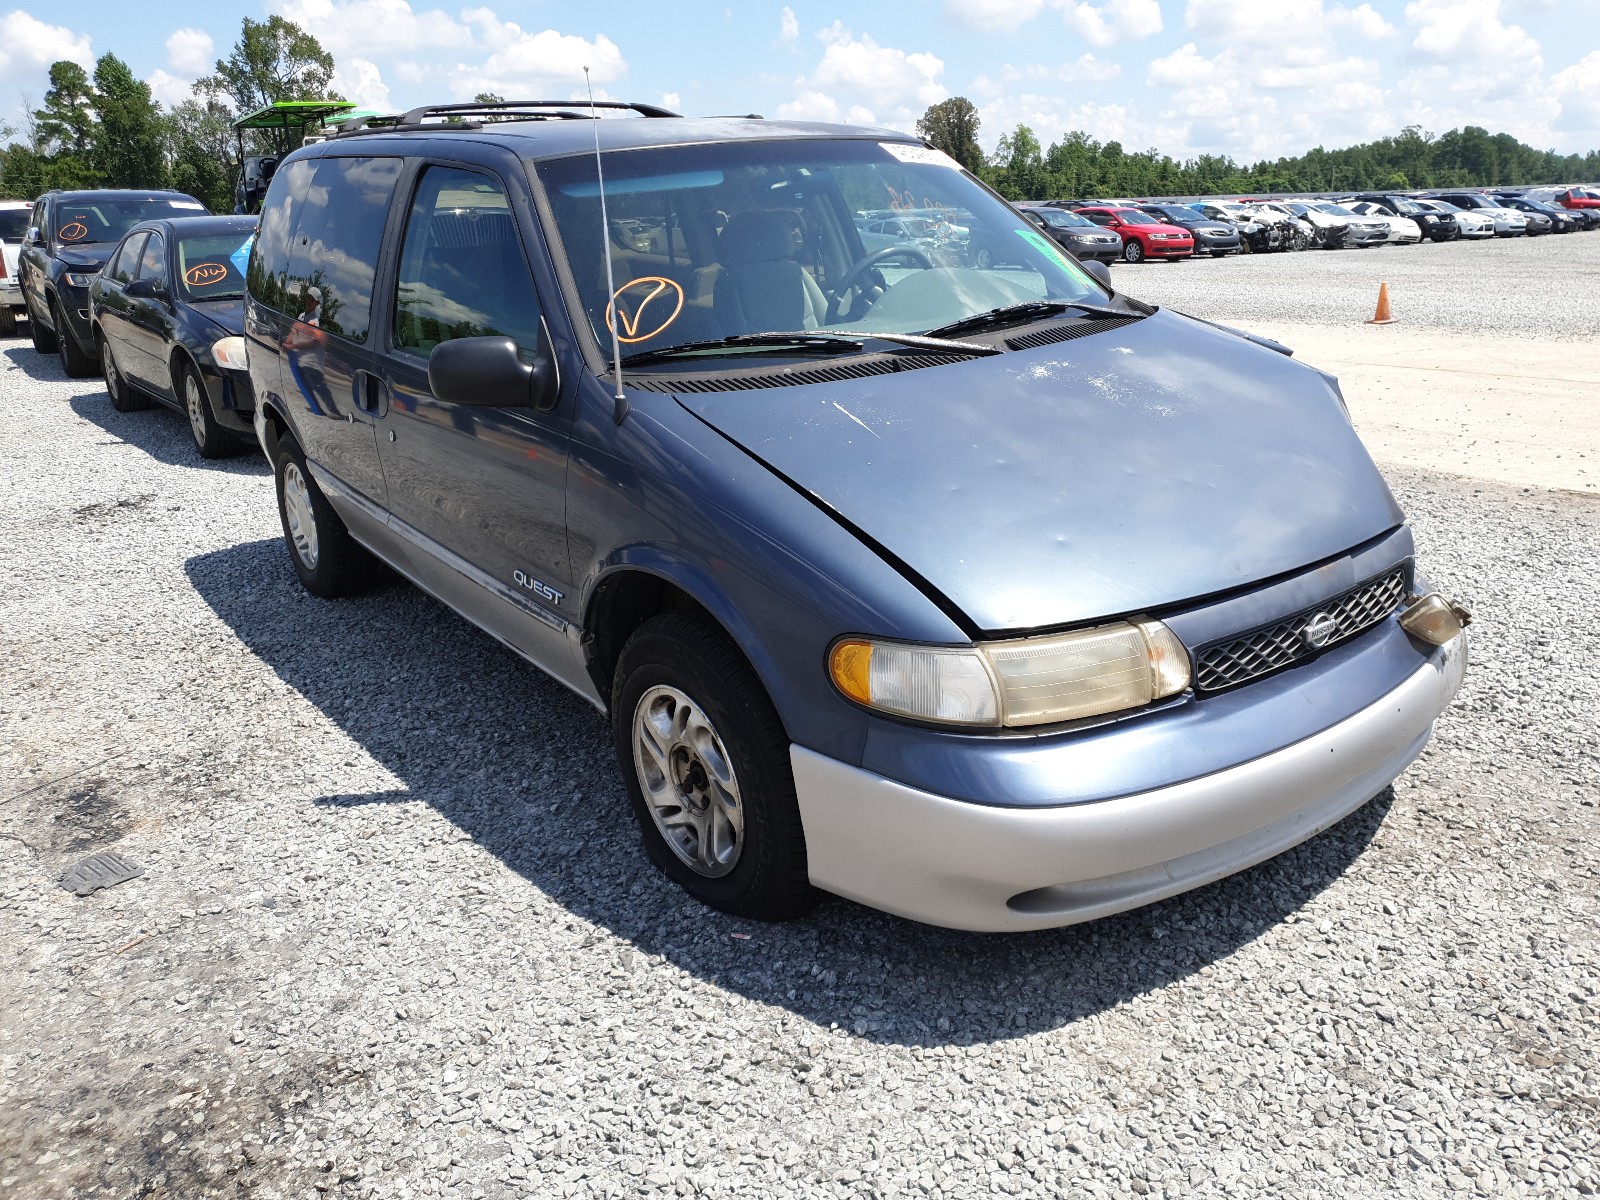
245, 102, 1467, 931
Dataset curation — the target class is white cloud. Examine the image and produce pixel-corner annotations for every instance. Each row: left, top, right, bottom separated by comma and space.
1330, 3, 1397, 38
1060, 0, 1163, 46
973, 54, 1122, 94
269, 0, 477, 58
793, 22, 940, 120
331, 57, 391, 110
0, 12, 92, 81
166, 28, 214, 76
780, 5, 799, 41
660, 90, 682, 112
1405, 0, 1540, 65
1552, 50, 1600, 134
946, 0, 1048, 31
1147, 43, 1221, 88
466, 24, 627, 99
146, 69, 196, 108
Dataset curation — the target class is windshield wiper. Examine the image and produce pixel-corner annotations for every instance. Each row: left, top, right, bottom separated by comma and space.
621, 333, 863, 367
620, 328, 998, 367
923, 300, 1130, 339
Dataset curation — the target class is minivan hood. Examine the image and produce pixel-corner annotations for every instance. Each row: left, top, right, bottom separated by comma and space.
674, 310, 1402, 633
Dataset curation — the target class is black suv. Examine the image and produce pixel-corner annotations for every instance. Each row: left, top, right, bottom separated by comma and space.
18, 189, 209, 376
1348, 194, 1456, 243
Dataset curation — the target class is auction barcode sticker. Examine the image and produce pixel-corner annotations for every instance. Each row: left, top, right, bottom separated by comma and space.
881, 143, 962, 169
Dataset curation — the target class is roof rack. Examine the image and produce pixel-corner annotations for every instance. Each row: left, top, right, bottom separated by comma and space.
334, 99, 682, 136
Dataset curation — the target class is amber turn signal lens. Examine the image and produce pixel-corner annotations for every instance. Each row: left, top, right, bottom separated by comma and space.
1398, 593, 1468, 646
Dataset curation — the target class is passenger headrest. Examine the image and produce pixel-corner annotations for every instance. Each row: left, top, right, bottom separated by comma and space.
719, 210, 801, 266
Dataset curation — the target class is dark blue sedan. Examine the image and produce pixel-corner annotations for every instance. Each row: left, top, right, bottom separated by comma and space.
89, 215, 258, 458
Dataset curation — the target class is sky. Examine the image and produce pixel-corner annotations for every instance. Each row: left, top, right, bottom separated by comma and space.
1, 0, 1597, 164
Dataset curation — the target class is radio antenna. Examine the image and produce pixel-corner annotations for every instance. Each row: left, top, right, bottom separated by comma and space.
586, 67, 627, 422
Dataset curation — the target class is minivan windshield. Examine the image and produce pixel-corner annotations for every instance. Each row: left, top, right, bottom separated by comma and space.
535, 139, 1104, 361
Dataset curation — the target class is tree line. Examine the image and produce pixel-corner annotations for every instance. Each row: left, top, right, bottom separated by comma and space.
0, 17, 338, 213
5, 50, 1596, 214
918, 97, 1600, 201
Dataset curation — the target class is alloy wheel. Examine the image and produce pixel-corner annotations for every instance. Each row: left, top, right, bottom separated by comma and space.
632, 685, 745, 878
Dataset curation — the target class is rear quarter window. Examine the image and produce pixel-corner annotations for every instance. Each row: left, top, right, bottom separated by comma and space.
248, 155, 402, 343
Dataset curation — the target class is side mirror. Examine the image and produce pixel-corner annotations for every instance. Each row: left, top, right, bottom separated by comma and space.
1081, 259, 1113, 291
428, 335, 558, 412
24, 227, 40, 246
125, 278, 165, 300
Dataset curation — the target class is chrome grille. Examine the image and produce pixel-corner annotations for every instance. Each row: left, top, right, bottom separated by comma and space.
1194, 569, 1408, 693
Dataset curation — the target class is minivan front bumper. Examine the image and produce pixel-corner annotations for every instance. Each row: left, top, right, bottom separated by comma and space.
793, 631, 1465, 932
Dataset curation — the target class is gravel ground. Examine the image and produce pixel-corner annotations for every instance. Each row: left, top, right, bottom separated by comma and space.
1117, 226, 1600, 338
2, 318, 1597, 1200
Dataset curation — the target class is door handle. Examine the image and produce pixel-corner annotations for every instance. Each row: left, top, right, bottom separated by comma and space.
354, 370, 389, 416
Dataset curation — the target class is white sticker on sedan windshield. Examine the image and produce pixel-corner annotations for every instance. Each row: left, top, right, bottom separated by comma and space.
881, 143, 962, 169
170, 201, 205, 210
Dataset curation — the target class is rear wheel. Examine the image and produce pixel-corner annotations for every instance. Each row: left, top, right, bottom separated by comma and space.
1122, 239, 1144, 264
99, 334, 148, 413
612, 613, 816, 921
53, 299, 95, 377
972, 245, 994, 269
273, 431, 381, 598
0, 307, 16, 337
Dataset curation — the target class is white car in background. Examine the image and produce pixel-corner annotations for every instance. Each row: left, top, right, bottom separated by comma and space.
0, 200, 32, 336
1431, 192, 1528, 236
1414, 198, 1495, 239
1343, 201, 1423, 244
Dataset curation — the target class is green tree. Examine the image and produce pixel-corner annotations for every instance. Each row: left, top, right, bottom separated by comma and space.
916, 97, 984, 173
91, 54, 166, 188
34, 61, 97, 161
990, 124, 1044, 199
196, 16, 339, 156
166, 99, 237, 212
474, 92, 506, 104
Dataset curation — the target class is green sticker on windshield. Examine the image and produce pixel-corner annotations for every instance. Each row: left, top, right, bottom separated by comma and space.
1017, 224, 1094, 284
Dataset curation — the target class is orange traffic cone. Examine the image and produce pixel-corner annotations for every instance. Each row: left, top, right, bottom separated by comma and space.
1366, 282, 1394, 324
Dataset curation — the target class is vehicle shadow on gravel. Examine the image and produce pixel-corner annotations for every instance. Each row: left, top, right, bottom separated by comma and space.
188, 538, 1393, 1049
66, 392, 269, 475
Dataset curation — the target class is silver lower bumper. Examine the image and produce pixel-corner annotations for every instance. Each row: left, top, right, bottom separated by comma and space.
793, 633, 1466, 932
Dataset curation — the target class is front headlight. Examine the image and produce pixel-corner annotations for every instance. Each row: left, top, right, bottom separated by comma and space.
63, 272, 98, 287
829, 619, 1190, 728
212, 335, 248, 371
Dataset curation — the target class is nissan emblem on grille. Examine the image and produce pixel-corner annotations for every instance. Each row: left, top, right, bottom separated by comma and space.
1193, 569, 1408, 693
1302, 612, 1338, 648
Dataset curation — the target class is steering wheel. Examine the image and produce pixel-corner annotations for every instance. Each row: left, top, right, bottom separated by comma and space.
826, 244, 937, 323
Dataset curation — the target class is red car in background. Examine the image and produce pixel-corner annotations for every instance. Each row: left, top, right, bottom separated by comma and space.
1074, 206, 1195, 263
1556, 187, 1600, 211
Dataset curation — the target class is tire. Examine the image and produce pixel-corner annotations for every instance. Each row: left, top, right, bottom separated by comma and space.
272, 431, 381, 598
0, 307, 16, 337
29, 299, 58, 354
1290, 227, 1310, 252
99, 334, 148, 413
972, 245, 994, 269
52, 299, 95, 377
179, 359, 245, 459
1122, 239, 1144, 264
612, 612, 816, 922
1237, 237, 1252, 255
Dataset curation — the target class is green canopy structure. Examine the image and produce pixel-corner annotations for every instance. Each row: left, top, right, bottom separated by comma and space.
231, 100, 357, 133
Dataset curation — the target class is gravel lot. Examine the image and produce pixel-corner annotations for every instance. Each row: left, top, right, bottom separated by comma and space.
2, 268, 1597, 1200
1119, 227, 1600, 338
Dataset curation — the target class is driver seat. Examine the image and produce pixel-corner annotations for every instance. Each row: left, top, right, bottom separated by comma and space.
714, 210, 828, 334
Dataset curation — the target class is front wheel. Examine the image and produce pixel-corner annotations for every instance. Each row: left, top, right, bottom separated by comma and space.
972, 245, 995, 269
0, 307, 16, 337
181, 361, 245, 459
1122, 239, 1144, 264
53, 300, 96, 377
29, 300, 58, 354
273, 431, 381, 598
612, 613, 816, 921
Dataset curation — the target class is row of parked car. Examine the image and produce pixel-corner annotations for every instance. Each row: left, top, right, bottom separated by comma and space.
854, 184, 1600, 267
